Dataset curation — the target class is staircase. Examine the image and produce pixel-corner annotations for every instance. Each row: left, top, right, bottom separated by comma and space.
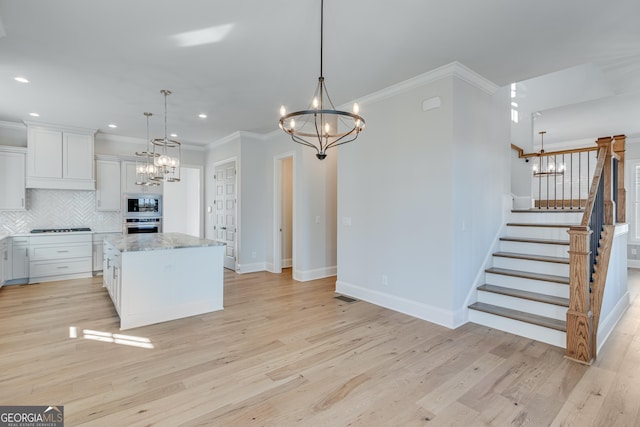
468, 208, 583, 348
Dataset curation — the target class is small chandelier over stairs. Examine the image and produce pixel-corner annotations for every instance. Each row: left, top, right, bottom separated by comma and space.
533, 131, 565, 177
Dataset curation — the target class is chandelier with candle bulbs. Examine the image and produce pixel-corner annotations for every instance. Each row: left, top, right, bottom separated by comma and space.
150, 89, 181, 182
533, 131, 565, 177
134, 112, 161, 186
278, 0, 365, 160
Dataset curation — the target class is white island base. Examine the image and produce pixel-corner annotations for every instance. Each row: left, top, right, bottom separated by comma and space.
104, 233, 225, 330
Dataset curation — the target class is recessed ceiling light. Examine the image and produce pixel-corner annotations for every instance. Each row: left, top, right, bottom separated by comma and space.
15, 76, 29, 83
108, 124, 117, 128
170, 133, 178, 138
29, 112, 40, 117
198, 113, 207, 119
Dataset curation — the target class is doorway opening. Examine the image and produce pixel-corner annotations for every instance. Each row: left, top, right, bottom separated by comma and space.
274, 153, 295, 274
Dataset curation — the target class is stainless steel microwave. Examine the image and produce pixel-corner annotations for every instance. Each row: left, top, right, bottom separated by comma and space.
123, 194, 162, 218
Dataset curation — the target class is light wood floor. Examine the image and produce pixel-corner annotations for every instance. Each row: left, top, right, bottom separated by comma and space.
1, 269, 640, 426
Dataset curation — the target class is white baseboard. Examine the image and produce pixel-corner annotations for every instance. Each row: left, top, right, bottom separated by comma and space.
597, 290, 631, 353
236, 262, 267, 274
294, 266, 337, 282
282, 258, 292, 268
336, 280, 455, 328
627, 259, 640, 269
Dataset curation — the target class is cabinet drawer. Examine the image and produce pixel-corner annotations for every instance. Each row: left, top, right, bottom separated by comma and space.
30, 258, 92, 278
31, 242, 91, 261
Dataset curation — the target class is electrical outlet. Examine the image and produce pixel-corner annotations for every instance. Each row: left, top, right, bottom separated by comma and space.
251, 251, 257, 259
382, 275, 389, 286
632, 248, 637, 255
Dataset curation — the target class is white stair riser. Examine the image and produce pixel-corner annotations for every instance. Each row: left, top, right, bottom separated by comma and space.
485, 272, 569, 298
505, 226, 570, 241
508, 211, 583, 223
499, 240, 569, 258
468, 309, 566, 348
492, 257, 569, 277
477, 291, 567, 321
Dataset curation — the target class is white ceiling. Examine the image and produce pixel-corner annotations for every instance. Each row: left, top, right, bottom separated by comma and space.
1, 0, 639, 147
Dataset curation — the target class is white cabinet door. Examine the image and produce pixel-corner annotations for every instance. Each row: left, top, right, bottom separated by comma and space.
28, 127, 62, 179
96, 160, 121, 211
0, 239, 7, 286
0, 148, 26, 210
122, 161, 163, 194
11, 237, 29, 280
64, 132, 94, 180
26, 124, 96, 190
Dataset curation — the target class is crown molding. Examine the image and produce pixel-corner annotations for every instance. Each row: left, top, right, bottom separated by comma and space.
95, 132, 204, 152
349, 61, 499, 108
207, 130, 267, 150
0, 120, 26, 131
23, 120, 97, 134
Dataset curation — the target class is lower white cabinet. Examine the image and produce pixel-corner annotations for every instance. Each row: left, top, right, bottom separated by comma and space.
93, 232, 121, 274
103, 241, 122, 315
29, 233, 92, 283
0, 238, 8, 286
11, 236, 29, 282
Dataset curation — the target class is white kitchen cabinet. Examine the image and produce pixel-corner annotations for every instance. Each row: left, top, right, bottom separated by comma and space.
121, 161, 163, 195
29, 233, 92, 283
26, 123, 96, 190
96, 159, 121, 211
11, 236, 29, 282
93, 232, 121, 274
0, 147, 26, 211
103, 240, 122, 315
0, 238, 8, 286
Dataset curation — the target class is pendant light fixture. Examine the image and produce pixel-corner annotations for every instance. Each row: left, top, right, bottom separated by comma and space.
533, 131, 565, 177
135, 112, 160, 186
278, 0, 365, 160
151, 89, 181, 182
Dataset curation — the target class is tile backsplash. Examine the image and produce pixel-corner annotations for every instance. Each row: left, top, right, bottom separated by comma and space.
0, 189, 121, 233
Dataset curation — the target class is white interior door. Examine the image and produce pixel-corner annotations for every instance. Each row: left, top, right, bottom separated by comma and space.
215, 161, 237, 270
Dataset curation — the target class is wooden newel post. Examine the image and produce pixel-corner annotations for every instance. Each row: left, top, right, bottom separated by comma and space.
614, 135, 626, 224
597, 137, 614, 225
566, 226, 593, 364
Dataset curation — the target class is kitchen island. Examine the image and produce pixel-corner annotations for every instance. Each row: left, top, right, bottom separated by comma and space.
103, 233, 225, 330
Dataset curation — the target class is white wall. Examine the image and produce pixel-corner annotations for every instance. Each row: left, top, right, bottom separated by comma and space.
452, 81, 510, 318
336, 64, 508, 328
163, 166, 202, 237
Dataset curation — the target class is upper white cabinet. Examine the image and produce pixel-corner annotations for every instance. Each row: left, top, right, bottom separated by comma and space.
96, 159, 121, 211
121, 161, 163, 195
0, 147, 26, 211
26, 122, 96, 190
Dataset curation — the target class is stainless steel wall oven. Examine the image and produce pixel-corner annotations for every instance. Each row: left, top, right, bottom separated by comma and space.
123, 194, 162, 234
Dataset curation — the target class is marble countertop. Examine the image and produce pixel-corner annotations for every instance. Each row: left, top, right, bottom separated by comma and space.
104, 232, 225, 252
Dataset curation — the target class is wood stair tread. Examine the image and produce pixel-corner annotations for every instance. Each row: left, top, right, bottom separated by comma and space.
469, 302, 567, 332
477, 284, 569, 307
500, 236, 569, 246
493, 251, 569, 264
506, 223, 576, 228
485, 267, 570, 284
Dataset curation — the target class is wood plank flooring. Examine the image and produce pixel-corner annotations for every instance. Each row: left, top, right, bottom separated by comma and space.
1, 269, 639, 426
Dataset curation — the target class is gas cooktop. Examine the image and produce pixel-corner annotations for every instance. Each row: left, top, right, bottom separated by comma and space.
30, 227, 92, 233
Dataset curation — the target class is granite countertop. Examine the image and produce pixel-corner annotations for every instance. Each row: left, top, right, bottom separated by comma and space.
104, 232, 225, 252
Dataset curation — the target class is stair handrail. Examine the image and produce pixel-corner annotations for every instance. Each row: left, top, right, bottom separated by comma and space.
565, 135, 625, 364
